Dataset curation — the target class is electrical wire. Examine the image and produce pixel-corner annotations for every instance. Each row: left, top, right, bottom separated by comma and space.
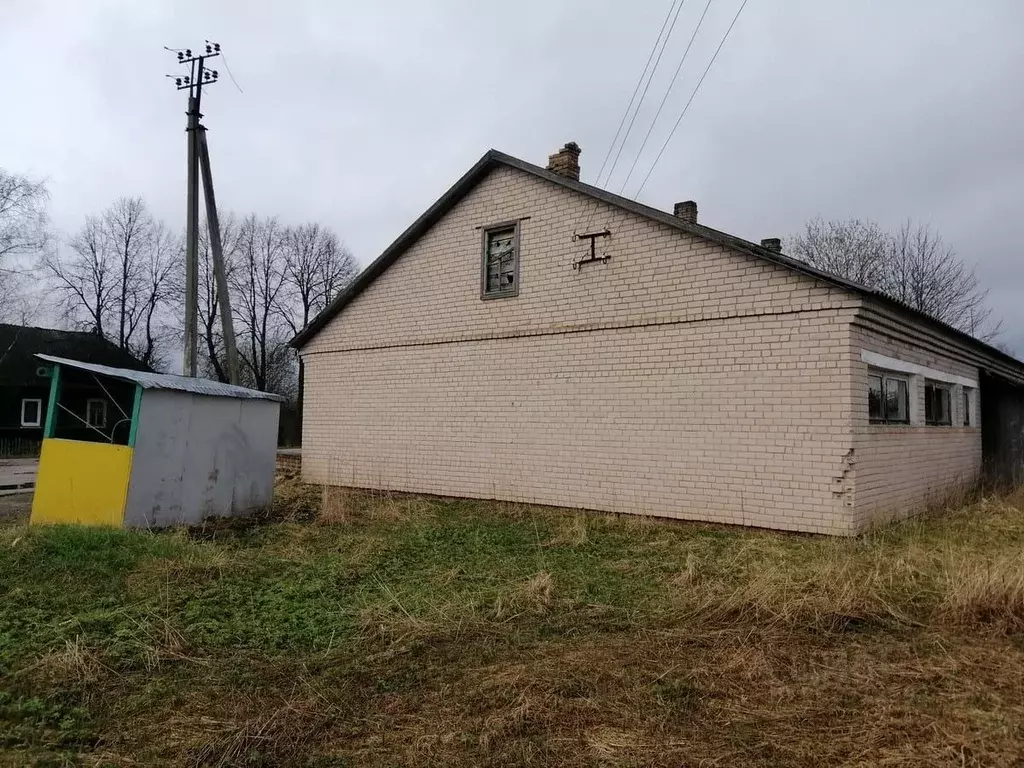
577, 0, 686, 236
633, 0, 750, 199
592, 0, 680, 189
617, 0, 715, 194
600, 0, 687, 191
220, 53, 244, 94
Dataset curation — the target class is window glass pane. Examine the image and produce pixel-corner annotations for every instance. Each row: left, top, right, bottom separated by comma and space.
963, 390, 970, 426
868, 375, 883, 421
885, 378, 908, 422
21, 399, 40, 426
926, 383, 951, 425
485, 228, 516, 294
87, 400, 106, 428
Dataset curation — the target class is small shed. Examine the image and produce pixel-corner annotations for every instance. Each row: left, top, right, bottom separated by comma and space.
30, 354, 284, 528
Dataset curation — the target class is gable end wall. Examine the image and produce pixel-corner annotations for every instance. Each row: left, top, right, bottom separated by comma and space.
302, 166, 862, 534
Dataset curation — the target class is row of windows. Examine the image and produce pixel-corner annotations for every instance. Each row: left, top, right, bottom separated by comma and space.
20, 398, 107, 429
867, 372, 972, 426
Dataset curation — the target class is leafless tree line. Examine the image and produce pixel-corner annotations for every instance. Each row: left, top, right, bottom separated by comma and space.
189, 213, 356, 394
0, 168, 357, 395
788, 217, 1002, 342
0, 168, 51, 324
42, 197, 177, 368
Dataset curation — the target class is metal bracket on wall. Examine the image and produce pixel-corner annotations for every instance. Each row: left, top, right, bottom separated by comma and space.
572, 229, 612, 271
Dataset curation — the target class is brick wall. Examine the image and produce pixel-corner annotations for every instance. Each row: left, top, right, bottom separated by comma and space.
302, 166, 857, 356
304, 312, 859, 534
302, 165, 867, 534
849, 309, 983, 528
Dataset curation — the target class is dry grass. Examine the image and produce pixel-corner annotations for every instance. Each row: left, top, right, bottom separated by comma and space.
942, 557, 1024, 633
3, 486, 1024, 766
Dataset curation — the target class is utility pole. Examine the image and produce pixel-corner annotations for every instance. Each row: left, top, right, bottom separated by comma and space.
197, 128, 240, 384
168, 42, 238, 382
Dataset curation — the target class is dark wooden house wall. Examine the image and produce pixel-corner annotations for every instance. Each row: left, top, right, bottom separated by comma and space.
981, 371, 1024, 486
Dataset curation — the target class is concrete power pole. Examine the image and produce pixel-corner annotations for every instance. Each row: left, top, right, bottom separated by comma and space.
169, 42, 238, 382
197, 128, 240, 384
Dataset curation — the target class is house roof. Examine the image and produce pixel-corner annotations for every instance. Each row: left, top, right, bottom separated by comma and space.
0, 324, 150, 387
290, 149, 1021, 374
36, 354, 286, 402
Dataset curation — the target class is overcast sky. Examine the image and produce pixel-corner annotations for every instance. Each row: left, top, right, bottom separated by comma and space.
3, 1, 1022, 352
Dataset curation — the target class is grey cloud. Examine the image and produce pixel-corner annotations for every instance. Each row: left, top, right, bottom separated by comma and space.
2, 0, 1021, 350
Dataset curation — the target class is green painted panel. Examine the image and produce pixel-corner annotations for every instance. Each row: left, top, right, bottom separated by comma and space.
43, 364, 61, 438
128, 385, 143, 447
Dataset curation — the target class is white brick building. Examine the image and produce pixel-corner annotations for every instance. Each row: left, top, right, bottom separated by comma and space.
292, 143, 1024, 535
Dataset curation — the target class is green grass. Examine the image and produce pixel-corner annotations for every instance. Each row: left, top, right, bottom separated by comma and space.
1, 486, 1023, 766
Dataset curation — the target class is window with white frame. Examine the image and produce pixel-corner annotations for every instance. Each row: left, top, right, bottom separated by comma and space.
20, 398, 42, 428
924, 381, 952, 426
868, 372, 909, 424
86, 399, 107, 429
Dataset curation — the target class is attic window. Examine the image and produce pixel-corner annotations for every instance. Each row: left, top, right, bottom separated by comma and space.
481, 222, 520, 299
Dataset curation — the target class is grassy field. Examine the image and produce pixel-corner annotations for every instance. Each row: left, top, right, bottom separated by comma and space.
1, 484, 1023, 767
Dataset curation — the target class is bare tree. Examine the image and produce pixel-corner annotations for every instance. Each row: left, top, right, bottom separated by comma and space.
884, 220, 1000, 340
787, 217, 889, 288
278, 223, 357, 337
232, 214, 293, 393
44, 197, 178, 368
0, 168, 49, 265
188, 213, 355, 397
192, 212, 241, 383
1, 169, 50, 323
0, 270, 42, 325
278, 222, 357, 430
789, 217, 1001, 341
45, 215, 112, 337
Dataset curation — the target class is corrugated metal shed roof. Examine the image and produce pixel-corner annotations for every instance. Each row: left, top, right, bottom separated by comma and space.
36, 354, 286, 402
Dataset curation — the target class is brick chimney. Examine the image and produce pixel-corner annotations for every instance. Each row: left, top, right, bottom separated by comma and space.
673, 200, 697, 224
760, 237, 782, 253
546, 142, 581, 181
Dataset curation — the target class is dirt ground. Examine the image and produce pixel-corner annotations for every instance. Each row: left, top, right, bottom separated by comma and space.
0, 492, 31, 522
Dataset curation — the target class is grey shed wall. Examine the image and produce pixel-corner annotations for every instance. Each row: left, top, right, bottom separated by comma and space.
122, 390, 280, 528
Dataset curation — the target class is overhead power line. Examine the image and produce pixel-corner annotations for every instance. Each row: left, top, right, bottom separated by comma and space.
601, 0, 687, 191
617, 0, 715, 194
591, 0, 679, 189
220, 53, 244, 94
634, 0, 751, 199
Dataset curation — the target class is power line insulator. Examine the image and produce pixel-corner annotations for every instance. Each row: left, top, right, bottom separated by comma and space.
213, 43, 221, 52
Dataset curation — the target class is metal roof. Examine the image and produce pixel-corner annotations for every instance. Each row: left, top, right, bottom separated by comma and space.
36, 354, 286, 402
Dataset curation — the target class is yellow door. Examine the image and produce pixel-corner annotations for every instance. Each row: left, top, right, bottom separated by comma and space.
30, 439, 133, 527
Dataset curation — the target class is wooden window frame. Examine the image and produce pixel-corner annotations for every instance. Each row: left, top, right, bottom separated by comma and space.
868, 371, 910, 425
20, 398, 42, 428
86, 398, 108, 429
924, 381, 952, 426
480, 221, 521, 300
